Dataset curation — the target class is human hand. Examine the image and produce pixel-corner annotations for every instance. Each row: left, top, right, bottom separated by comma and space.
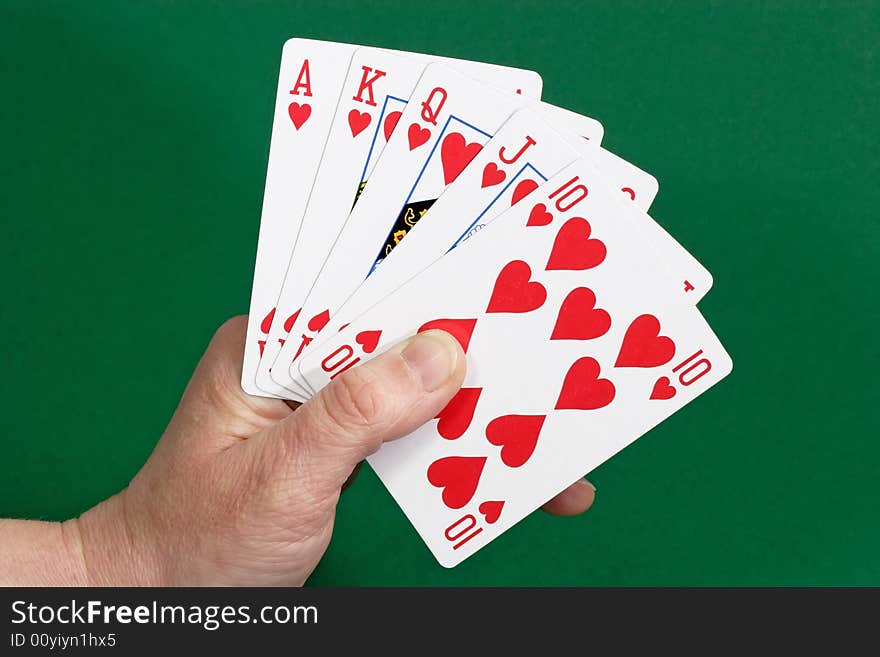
26, 316, 596, 585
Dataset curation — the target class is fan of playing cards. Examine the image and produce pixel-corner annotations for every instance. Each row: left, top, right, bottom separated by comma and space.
242, 39, 732, 567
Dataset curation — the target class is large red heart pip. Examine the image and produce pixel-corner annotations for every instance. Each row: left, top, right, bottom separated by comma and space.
348, 109, 371, 137
418, 317, 478, 352
383, 110, 402, 141
481, 162, 506, 188
546, 218, 606, 271
486, 260, 546, 314
355, 329, 382, 354
650, 376, 676, 400
435, 387, 482, 440
551, 287, 611, 341
441, 132, 483, 185
615, 314, 676, 368
486, 414, 546, 468
555, 357, 616, 410
287, 102, 311, 130
427, 456, 487, 509
408, 123, 431, 150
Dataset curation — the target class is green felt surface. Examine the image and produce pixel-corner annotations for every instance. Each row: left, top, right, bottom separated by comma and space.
1, 1, 877, 585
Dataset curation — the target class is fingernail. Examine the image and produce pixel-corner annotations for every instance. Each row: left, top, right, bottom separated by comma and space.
401, 330, 461, 392
583, 479, 597, 492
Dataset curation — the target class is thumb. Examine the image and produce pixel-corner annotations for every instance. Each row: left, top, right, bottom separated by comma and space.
266, 330, 465, 495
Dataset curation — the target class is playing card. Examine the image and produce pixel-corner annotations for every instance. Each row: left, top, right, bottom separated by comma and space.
271, 63, 550, 393
300, 105, 699, 378
287, 104, 610, 395
296, 158, 732, 567
241, 38, 358, 397
257, 48, 542, 398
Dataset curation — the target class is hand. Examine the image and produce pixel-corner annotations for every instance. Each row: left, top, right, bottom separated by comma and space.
1, 316, 595, 586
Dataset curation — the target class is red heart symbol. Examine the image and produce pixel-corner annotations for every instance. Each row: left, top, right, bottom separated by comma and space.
418, 318, 477, 353
441, 132, 483, 185
511, 178, 539, 205
427, 456, 486, 509
478, 500, 504, 524
555, 357, 616, 410
615, 314, 676, 368
348, 109, 371, 137
307, 309, 330, 332
408, 122, 431, 150
481, 162, 506, 188
546, 218, 606, 271
287, 102, 311, 130
650, 376, 676, 400
551, 287, 611, 341
486, 414, 546, 468
527, 202, 553, 227
383, 110, 402, 141
486, 260, 546, 314
355, 329, 381, 354
259, 307, 276, 334
435, 387, 482, 440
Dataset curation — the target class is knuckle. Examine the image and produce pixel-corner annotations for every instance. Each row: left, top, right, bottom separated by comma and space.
323, 366, 389, 433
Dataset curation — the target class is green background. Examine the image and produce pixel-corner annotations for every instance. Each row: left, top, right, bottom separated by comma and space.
1, 1, 877, 585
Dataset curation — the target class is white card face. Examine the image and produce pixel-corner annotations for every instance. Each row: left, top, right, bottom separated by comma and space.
257, 49, 434, 398
257, 51, 543, 399
241, 39, 358, 398
270, 63, 538, 393
306, 107, 659, 348
294, 107, 710, 394
574, 145, 713, 301
296, 158, 733, 567
529, 102, 661, 209
287, 106, 606, 395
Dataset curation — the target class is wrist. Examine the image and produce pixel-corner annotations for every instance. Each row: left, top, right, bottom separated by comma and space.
70, 490, 165, 586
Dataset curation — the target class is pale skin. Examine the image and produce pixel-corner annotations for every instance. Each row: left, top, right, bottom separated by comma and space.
0, 316, 595, 586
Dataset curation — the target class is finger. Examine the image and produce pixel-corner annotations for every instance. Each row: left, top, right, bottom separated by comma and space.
203, 316, 298, 422
162, 316, 295, 456
540, 479, 596, 516
264, 330, 466, 495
